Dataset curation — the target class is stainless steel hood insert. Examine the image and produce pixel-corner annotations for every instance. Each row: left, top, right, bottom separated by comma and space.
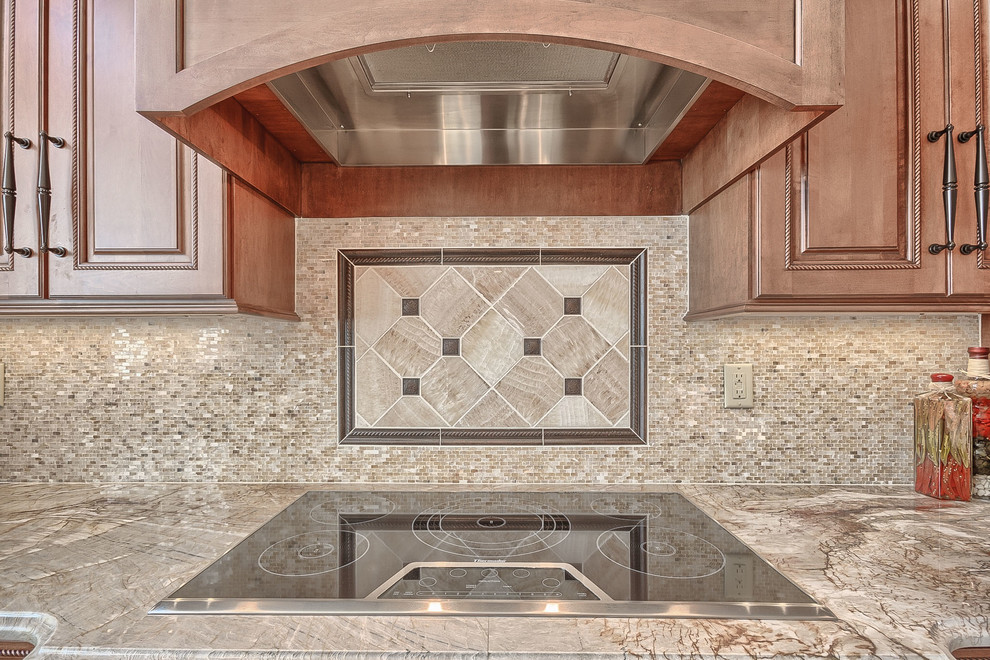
267, 41, 709, 165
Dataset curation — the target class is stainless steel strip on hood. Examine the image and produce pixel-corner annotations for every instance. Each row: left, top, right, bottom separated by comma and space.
267, 41, 709, 166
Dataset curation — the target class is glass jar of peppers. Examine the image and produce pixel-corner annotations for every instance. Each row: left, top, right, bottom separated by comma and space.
914, 373, 972, 501
954, 347, 990, 499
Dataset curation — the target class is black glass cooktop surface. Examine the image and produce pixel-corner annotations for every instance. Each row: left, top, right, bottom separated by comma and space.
151, 490, 834, 619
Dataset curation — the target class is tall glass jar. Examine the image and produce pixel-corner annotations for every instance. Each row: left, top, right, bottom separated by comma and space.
954, 348, 990, 499
914, 374, 972, 501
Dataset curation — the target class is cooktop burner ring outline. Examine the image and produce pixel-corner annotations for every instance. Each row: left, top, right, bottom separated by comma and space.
412, 496, 571, 558
590, 496, 664, 520
310, 494, 397, 525
596, 526, 727, 580
258, 528, 371, 577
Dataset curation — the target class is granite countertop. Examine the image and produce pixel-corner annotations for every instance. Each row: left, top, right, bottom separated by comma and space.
1, 483, 988, 659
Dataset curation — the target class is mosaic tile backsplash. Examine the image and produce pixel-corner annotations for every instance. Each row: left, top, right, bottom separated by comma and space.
0, 216, 979, 483
338, 248, 645, 445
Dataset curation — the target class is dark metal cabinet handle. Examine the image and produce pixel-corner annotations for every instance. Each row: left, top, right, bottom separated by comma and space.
928, 124, 958, 255
37, 130, 66, 257
1, 131, 33, 257
959, 125, 988, 255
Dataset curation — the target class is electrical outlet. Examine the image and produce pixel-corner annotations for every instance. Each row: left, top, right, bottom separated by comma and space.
723, 364, 753, 409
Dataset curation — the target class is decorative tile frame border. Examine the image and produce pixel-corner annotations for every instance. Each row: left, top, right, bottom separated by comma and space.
337, 247, 647, 445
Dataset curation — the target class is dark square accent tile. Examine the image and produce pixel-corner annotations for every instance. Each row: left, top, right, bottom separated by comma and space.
401, 298, 420, 316
564, 378, 582, 395
564, 297, 582, 315
402, 378, 420, 396
523, 338, 542, 356
442, 338, 460, 356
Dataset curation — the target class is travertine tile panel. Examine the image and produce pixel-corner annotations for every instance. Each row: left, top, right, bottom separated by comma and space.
373, 317, 441, 377
375, 265, 449, 296
542, 316, 611, 377
420, 269, 488, 337
494, 268, 563, 336
377, 396, 446, 428
455, 266, 526, 303
355, 352, 401, 425
585, 348, 631, 423
496, 357, 563, 425
461, 309, 524, 385
353, 268, 401, 347
541, 396, 612, 427
421, 357, 490, 425
583, 266, 631, 344
457, 391, 528, 428
539, 264, 609, 296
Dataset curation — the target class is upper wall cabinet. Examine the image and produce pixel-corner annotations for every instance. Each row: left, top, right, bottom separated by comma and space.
0, 0, 234, 315
688, 0, 990, 319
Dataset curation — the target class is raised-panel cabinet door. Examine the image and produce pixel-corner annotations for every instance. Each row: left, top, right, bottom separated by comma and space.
0, 0, 42, 299
756, 0, 948, 300
43, 0, 225, 299
945, 0, 990, 295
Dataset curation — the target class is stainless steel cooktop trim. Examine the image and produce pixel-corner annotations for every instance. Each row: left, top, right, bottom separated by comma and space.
150, 597, 836, 620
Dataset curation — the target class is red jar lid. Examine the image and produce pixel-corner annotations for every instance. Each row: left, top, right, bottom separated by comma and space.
931, 373, 955, 382
968, 346, 990, 358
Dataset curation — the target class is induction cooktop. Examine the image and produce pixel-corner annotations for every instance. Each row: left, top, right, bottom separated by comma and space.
150, 491, 834, 619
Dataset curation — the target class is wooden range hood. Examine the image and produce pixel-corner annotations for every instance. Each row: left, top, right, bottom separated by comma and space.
134, 0, 845, 218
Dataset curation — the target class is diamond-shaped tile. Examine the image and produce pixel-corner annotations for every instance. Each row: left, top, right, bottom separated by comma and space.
456, 391, 528, 428
542, 316, 610, 377
494, 269, 562, 336
538, 265, 608, 296
495, 357, 563, 425
462, 309, 523, 385
373, 317, 441, 377
540, 396, 611, 428
421, 357, 490, 425
584, 348, 630, 423
583, 266, 630, 345
376, 265, 448, 297
456, 266, 526, 303
356, 352, 400, 425
354, 269, 401, 347
616, 332, 630, 356
377, 397, 446, 428
420, 269, 489, 338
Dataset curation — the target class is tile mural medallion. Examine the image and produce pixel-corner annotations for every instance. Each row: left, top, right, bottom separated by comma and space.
337, 248, 647, 445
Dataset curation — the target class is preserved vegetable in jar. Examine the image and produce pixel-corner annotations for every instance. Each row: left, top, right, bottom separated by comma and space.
914, 374, 972, 501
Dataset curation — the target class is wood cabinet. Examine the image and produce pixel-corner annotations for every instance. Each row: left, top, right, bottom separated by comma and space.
0, 0, 235, 314
687, 0, 990, 319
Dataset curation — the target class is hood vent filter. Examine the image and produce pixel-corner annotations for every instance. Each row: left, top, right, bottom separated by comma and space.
268, 40, 709, 166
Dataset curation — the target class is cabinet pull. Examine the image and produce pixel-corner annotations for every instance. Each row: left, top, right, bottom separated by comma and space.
1, 131, 33, 258
36, 131, 66, 257
928, 124, 958, 255
959, 125, 988, 255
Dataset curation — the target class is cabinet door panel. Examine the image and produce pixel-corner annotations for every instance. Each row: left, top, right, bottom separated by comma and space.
946, 0, 990, 295
0, 0, 42, 298
44, 0, 225, 298
757, 0, 947, 299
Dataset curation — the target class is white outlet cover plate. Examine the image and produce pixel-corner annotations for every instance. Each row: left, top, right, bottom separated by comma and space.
723, 363, 753, 409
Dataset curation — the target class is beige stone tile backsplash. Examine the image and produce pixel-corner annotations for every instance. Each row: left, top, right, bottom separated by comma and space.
0, 215, 977, 483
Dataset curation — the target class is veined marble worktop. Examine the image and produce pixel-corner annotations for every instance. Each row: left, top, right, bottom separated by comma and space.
1, 483, 988, 659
